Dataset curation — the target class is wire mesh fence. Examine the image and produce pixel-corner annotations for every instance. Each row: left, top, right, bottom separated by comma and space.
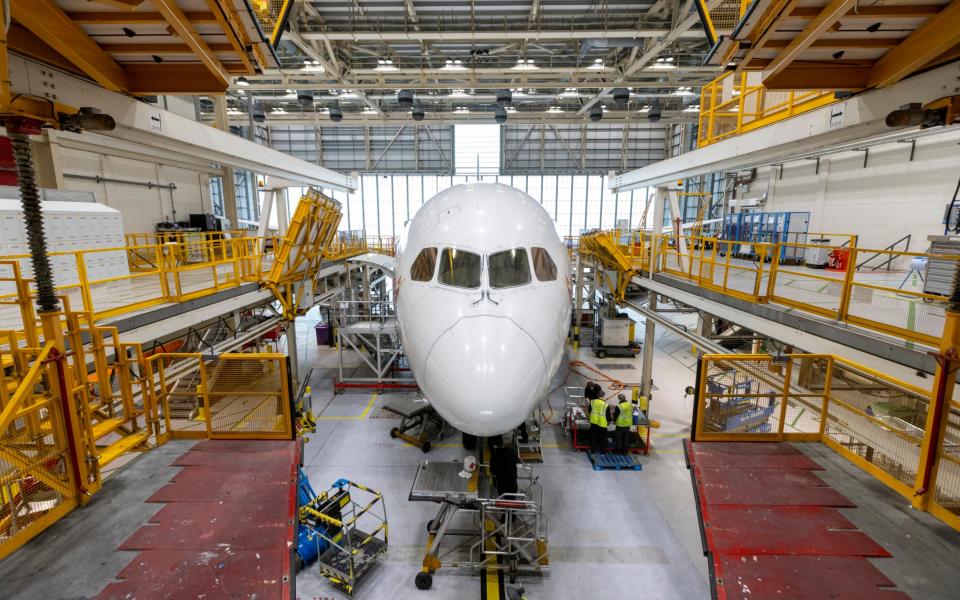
695, 353, 960, 531
206, 355, 291, 439
0, 346, 78, 560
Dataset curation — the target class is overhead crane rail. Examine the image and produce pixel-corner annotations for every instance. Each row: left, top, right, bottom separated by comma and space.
579, 229, 959, 348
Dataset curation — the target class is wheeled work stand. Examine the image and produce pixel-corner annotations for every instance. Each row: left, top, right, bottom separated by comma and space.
408, 460, 549, 590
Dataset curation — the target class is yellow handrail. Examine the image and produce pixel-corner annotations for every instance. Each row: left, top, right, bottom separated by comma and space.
579, 230, 955, 348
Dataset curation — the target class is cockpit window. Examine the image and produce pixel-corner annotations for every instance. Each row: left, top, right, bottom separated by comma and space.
489, 248, 531, 289
531, 247, 558, 281
438, 248, 481, 289
410, 247, 437, 281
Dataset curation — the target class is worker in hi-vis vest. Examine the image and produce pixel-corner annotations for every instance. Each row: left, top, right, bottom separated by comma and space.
588, 387, 609, 454
613, 393, 635, 454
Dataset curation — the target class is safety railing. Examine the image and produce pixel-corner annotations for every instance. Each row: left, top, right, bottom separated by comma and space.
694, 353, 960, 531
0, 343, 84, 560
579, 230, 959, 349
0, 235, 277, 333
148, 352, 292, 441
659, 235, 776, 303
697, 70, 837, 147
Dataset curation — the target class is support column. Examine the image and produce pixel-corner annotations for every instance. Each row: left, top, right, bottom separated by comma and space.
276, 188, 290, 236
286, 321, 300, 387
212, 95, 229, 131
573, 253, 584, 348
641, 291, 657, 398
696, 312, 714, 355
913, 265, 960, 510
257, 189, 274, 239
31, 135, 64, 189
650, 187, 667, 280
221, 167, 239, 230
362, 264, 371, 302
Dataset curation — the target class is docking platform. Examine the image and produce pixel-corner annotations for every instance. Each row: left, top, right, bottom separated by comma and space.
685, 440, 909, 599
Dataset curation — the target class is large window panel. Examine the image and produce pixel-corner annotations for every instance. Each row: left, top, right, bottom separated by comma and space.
585, 175, 602, 230
570, 175, 588, 235
555, 176, 572, 238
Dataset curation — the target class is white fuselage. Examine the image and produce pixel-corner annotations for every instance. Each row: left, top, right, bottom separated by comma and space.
394, 184, 571, 437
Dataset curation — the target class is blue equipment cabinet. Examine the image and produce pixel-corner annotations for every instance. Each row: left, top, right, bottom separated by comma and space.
722, 211, 810, 262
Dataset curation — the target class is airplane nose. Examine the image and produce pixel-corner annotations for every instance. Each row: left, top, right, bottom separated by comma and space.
423, 317, 546, 437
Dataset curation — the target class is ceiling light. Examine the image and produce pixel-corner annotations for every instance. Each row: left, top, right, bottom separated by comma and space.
362, 106, 377, 114
505, 106, 517, 113
547, 106, 564, 113
454, 59, 462, 64
454, 106, 470, 114
665, 57, 674, 62
684, 105, 700, 112
674, 87, 695, 96
638, 105, 651, 113
588, 59, 604, 70
236, 76, 250, 86
511, 59, 538, 71
270, 107, 287, 114
651, 62, 677, 70
560, 87, 578, 98
442, 61, 466, 71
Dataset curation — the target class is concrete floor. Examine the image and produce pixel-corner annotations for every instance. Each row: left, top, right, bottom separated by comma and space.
3, 309, 959, 599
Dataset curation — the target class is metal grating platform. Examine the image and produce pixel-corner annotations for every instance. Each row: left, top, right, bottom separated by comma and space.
685, 440, 910, 600
95, 439, 298, 600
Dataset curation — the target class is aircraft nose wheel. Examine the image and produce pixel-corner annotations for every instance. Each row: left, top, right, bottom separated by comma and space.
415, 571, 432, 590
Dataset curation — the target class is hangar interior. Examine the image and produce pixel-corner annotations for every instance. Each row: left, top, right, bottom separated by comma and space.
0, 1, 960, 599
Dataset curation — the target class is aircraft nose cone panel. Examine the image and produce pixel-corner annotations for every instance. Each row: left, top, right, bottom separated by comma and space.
424, 317, 546, 437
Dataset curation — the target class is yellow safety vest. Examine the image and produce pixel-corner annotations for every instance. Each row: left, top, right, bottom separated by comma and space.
616, 402, 633, 427
589, 398, 608, 428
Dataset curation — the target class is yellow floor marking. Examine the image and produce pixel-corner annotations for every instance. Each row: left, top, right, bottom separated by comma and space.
316, 392, 378, 420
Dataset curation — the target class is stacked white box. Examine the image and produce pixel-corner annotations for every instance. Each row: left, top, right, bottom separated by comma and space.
0, 197, 128, 296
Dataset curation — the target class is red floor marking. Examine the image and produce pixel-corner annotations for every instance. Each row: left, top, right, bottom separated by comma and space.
693, 465, 856, 507
95, 440, 298, 600
97, 548, 289, 600
118, 501, 290, 551
692, 441, 805, 456
704, 506, 891, 557
691, 447, 824, 470
147, 467, 292, 503
714, 555, 911, 600
685, 440, 910, 599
